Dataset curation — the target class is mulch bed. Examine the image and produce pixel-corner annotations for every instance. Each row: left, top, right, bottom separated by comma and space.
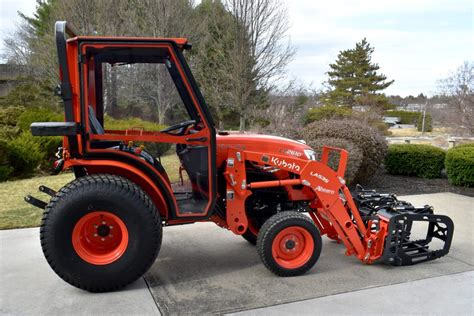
353, 169, 474, 197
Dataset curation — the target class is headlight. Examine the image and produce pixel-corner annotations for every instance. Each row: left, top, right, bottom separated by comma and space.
304, 149, 317, 161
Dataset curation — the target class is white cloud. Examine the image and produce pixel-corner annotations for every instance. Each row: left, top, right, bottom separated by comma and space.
285, 0, 473, 96
0, 0, 36, 57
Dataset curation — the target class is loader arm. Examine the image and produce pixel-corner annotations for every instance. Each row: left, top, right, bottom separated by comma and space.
223, 146, 454, 265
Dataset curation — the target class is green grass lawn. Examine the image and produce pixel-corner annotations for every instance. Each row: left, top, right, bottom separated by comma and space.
0, 154, 181, 230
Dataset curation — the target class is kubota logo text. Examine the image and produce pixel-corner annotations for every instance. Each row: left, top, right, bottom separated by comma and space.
270, 157, 301, 172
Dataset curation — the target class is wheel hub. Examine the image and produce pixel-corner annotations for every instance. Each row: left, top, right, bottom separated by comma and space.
285, 239, 296, 250
97, 224, 111, 237
72, 211, 128, 265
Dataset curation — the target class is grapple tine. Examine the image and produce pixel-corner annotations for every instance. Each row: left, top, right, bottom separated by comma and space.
379, 212, 454, 266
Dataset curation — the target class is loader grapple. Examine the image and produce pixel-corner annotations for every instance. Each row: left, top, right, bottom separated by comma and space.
354, 186, 454, 266
380, 212, 454, 266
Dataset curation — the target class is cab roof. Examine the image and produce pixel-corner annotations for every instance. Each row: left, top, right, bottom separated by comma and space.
67, 36, 191, 50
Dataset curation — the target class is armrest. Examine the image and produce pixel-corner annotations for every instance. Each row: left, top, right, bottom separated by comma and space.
30, 122, 80, 136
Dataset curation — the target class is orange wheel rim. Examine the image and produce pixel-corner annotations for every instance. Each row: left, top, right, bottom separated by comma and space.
72, 211, 128, 265
271, 226, 314, 269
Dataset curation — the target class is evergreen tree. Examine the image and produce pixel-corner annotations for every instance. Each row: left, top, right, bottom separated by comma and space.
326, 38, 393, 109
190, 0, 237, 129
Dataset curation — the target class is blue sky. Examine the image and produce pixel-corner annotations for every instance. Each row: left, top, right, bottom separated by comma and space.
1, 0, 472, 96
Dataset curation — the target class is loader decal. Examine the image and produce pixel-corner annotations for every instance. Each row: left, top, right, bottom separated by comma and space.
310, 171, 329, 183
314, 185, 335, 195
279, 148, 303, 158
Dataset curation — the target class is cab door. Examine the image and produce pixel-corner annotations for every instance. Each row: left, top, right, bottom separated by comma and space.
79, 40, 216, 218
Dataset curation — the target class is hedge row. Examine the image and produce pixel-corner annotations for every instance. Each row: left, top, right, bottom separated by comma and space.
385, 143, 474, 187
384, 110, 433, 132
445, 144, 474, 187
384, 110, 419, 124
385, 144, 445, 179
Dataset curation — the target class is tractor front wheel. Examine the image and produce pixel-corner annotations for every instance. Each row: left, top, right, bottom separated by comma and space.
257, 211, 322, 276
40, 174, 162, 292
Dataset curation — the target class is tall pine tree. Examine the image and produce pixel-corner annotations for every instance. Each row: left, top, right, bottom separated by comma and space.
326, 38, 393, 109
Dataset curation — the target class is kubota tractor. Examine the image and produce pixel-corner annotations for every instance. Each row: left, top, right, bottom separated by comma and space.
26, 22, 454, 292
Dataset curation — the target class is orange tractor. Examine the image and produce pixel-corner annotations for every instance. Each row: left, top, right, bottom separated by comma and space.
26, 22, 454, 292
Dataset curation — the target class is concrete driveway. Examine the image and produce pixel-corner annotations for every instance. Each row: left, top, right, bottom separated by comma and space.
1, 193, 473, 315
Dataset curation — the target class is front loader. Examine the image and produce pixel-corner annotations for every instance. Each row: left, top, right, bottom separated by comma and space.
25, 21, 454, 292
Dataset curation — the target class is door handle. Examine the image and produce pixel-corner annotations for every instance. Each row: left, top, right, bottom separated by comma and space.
186, 137, 207, 142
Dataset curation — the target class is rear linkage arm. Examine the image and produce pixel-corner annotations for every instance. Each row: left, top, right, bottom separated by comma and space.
24, 185, 57, 210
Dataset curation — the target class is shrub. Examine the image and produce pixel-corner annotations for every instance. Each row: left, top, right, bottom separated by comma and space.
104, 116, 171, 156
369, 120, 392, 136
36, 136, 63, 168
104, 116, 165, 131
0, 106, 26, 126
385, 144, 445, 178
0, 80, 60, 109
303, 119, 387, 182
0, 140, 13, 182
7, 132, 44, 177
416, 112, 432, 132
0, 125, 20, 140
384, 110, 419, 124
17, 107, 63, 132
0, 106, 24, 140
306, 137, 363, 183
445, 145, 474, 187
0, 165, 13, 182
305, 106, 352, 124
15, 107, 64, 168
452, 143, 474, 149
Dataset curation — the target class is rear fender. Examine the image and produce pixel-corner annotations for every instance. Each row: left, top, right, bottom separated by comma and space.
64, 159, 175, 219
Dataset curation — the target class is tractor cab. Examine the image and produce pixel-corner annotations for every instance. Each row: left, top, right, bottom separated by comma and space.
31, 22, 217, 220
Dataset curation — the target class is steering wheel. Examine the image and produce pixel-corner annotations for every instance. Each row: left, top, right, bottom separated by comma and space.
160, 119, 196, 135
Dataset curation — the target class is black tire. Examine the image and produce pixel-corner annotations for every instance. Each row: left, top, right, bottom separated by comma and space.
241, 212, 273, 245
40, 174, 162, 292
242, 215, 272, 245
242, 229, 258, 245
257, 211, 322, 277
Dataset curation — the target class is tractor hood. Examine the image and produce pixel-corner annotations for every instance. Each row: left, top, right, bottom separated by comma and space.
216, 132, 313, 165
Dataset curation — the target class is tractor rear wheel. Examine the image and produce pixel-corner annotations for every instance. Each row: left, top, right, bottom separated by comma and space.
40, 174, 162, 292
257, 211, 322, 276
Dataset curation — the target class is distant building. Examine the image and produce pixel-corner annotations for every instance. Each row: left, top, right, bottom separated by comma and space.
383, 116, 401, 127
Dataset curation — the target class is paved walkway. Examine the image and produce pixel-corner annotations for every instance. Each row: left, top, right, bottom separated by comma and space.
231, 271, 474, 315
0, 193, 473, 315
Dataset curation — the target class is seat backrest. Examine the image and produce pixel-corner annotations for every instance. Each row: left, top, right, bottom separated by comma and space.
88, 105, 105, 134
